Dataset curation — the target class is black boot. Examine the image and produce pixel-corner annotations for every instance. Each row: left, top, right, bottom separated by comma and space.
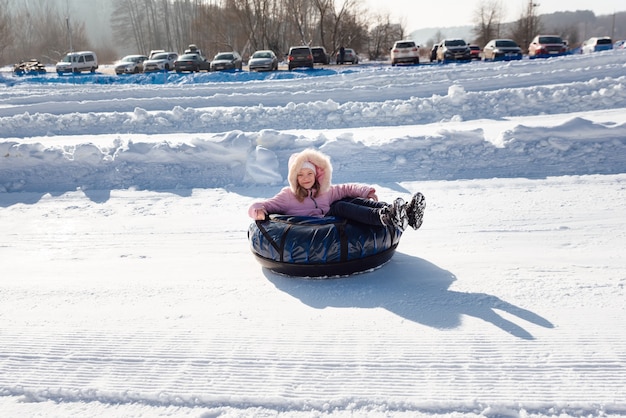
379, 198, 407, 231
406, 192, 425, 230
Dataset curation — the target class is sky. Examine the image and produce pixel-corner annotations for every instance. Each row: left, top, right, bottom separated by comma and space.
367, 0, 625, 32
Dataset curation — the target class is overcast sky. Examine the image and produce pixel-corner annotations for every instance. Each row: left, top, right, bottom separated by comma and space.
367, 0, 625, 32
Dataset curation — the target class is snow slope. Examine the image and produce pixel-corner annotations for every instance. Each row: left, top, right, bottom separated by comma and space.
1, 51, 626, 417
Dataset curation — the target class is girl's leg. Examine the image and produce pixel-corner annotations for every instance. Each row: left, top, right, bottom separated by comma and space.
344, 197, 386, 209
327, 198, 385, 225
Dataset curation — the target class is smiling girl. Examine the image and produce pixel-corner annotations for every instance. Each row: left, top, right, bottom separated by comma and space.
248, 148, 424, 231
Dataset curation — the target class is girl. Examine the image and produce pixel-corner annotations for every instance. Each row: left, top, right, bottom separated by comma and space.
248, 148, 425, 231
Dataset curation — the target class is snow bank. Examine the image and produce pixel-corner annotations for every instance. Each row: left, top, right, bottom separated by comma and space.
1, 118, 625, 193
1, 76, 625, 137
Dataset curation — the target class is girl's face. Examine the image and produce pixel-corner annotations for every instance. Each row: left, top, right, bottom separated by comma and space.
297, 168, 316, 189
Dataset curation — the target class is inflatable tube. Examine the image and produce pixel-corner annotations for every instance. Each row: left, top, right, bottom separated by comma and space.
248, 215, 402, 277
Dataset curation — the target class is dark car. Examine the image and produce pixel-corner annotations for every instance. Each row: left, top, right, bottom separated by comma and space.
311, 47, 330, 65
436, 39, 471, 63
174, 54, 211, 72
210, 52, 243, 71
288, 46, 314, 70
482, 39, 523, 61
430, 44, 438, 62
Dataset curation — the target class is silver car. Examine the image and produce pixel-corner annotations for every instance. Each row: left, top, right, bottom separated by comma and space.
248, 50, 278, 71
114, 55, 149, 74
482, 39, 523, 61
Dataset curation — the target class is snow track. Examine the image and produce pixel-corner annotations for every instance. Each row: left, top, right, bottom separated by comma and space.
1, 176, 625, 416
2, 323, 625, 413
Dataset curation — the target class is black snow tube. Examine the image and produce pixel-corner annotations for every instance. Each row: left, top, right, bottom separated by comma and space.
248, 215, 402, 277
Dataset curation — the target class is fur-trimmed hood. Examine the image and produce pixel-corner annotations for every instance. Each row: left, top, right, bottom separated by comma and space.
287, 148, 333, 194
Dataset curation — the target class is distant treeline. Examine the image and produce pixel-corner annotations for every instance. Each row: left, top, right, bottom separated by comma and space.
1, 0, 624, 66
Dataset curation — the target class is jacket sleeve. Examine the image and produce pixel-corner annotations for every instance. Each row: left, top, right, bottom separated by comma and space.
248, 187, 293, 218
328, 183, 375, 202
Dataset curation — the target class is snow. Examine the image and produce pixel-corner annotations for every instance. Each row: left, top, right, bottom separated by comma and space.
1, 51, 626, 417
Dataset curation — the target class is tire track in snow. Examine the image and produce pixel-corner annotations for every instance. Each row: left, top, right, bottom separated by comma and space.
1, 322, 625, 412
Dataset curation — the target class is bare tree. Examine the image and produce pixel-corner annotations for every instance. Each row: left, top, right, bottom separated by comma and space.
0, 0, 404, 65
3, 1, 89, 64
111, 0, 148, 53
472, 0, 505, 46
312, 0, 331, 47
432, 30, 446, 45
230, 0, 284, 54
327, 0, 365, 53
367, 12, 395, 60
0, 0, 13, 61
509, 0, 541, 52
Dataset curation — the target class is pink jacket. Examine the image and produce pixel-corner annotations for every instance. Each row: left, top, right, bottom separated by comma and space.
248, 183, 375, 218
248, 148, 375, 218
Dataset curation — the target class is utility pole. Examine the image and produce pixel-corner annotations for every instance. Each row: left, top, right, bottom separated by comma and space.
65, 0, 73, 53
66, 17, 73, 53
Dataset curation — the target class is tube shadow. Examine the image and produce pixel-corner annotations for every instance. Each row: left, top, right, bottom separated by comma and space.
264, 252, 554, 340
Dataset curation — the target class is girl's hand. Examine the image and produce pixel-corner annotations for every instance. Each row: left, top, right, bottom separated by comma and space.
367, 190, 378, 201
255, 208, 268, 220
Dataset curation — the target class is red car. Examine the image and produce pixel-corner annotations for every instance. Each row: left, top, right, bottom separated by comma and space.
528, 35, 568, 58
469, 45, 481, 60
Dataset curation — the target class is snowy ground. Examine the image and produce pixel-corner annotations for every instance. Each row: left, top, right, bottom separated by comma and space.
1, 52, 625, 417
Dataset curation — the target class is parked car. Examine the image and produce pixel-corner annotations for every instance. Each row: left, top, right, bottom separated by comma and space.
429, 44, 438, 62
614, 40, 625, 49
55, 51, 98, 74
183, 44, 204, 56
390, 40, 420, 65
210, 51, 243, 71
143, 52, 178, 72
482, 39, 523, 61
13, 59, 47, 75
114, 54, 148, 74
248, 50, 278, 71
287, 46, 314, 70
149, 49, 165, 59
174, 53, 211, 72
436, 39, 471, 63
311, 47, 330, 65
528, 35, 567, 58
469, 45, 481, 60
342, 48, 359, 64
581, 37, 613, 54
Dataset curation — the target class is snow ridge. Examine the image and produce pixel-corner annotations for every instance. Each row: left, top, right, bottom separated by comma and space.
1, 76, 625, 138
2, 119, 625, 193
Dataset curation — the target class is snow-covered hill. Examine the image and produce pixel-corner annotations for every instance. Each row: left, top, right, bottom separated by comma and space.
1, 52, 625, 417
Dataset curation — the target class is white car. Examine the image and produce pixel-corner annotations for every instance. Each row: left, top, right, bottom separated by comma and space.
55, 51, 98, 74
142, 52, 178, 72
390, 40, 420, 66
581, 37, 613, 54
114, 55, 149, 74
